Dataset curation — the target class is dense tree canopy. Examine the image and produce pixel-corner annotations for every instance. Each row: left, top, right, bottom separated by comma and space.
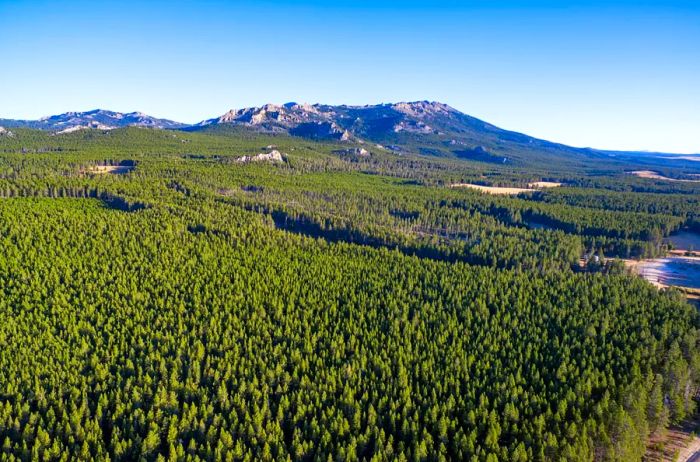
0, 128, 698, 461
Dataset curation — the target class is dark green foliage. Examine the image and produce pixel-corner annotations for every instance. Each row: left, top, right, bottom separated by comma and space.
0, 127, 698, 461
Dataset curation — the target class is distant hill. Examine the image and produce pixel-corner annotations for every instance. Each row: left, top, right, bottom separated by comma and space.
2, 102, 695, 167
0, 109, 186, 132
194, 101, 527, 143
190, 101, 700, 168
188, 101, 617, 165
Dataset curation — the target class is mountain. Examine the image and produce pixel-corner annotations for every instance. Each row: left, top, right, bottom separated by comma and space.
195, 101, 467, 139
1, 102, 693, 167
0, 109, 186, 131
190, 101, 612, 165
195, 103, 352, 140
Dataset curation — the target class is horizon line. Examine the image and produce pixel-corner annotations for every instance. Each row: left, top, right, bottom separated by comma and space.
2, 102, 699, 157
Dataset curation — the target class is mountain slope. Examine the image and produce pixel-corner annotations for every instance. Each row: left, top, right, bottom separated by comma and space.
189, 101, 620, 166
0, 109, 186, 131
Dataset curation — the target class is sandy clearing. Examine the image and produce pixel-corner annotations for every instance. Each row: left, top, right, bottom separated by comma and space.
87, 165, 134, 175
629, 170, 700, 182
623, 259, 665, 289
528, 181, 562, 188
449, 183, 535, 195
630, 170, 668, 180
623, 257, 700, 299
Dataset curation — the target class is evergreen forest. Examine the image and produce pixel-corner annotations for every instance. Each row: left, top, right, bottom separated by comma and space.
0, 127, 699, 461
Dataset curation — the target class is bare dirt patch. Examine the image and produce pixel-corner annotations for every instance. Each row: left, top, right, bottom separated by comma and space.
629, 170, 700, 182
449, 183, 535, 195
528, 181, 562, 188
646, 414, 700, 462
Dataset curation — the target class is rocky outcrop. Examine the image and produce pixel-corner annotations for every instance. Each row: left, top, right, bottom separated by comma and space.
53, 122, 115, 135
236, 150, 285, 163
0, 126, 14, 137
393, 120, 434, 134
392, 101, 455, 118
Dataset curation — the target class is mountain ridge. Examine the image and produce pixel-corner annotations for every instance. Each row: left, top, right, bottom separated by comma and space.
0, 109, 186, 131
187, 100, 595, 164
192, 101, 700, 161
2, 102, 697, 161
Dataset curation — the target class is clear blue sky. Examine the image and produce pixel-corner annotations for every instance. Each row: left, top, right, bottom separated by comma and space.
1, 0, 698, 153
